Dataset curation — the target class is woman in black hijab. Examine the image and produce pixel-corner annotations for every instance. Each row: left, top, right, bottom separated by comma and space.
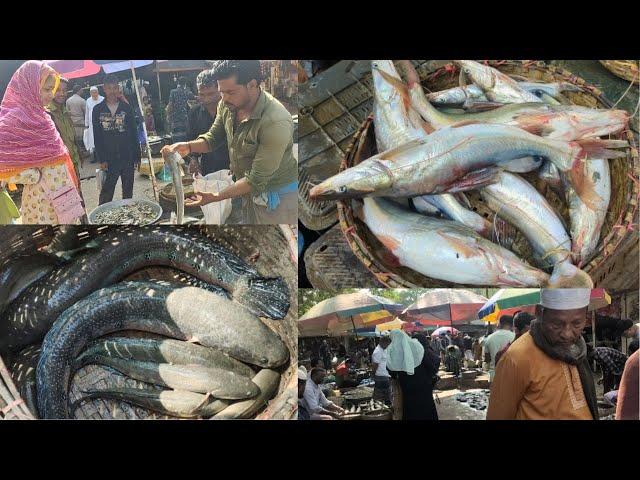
391, 333, 441, 420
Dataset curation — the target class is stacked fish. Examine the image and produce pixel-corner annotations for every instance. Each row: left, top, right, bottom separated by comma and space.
0, 226, 291, 419
310, 60, 631, 287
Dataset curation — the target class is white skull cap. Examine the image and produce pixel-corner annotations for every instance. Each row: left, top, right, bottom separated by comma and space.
541, 289, 590, 310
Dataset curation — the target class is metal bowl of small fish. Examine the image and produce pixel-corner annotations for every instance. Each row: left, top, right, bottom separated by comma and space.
335, 60, 639, 289
89, 199, 163, 226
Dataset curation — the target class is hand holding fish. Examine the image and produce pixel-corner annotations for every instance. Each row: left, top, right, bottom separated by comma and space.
161, 142, 190, 157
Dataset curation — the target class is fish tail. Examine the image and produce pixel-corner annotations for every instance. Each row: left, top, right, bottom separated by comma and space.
236, 277, 290, 320
574, 138, 628, 159
547, 262, 594, 288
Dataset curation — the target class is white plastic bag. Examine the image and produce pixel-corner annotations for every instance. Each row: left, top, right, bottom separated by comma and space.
192, 169, 233, 224
96, 169, 106, 194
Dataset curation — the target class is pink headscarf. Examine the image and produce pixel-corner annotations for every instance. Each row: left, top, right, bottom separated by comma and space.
0, 60, 74, 180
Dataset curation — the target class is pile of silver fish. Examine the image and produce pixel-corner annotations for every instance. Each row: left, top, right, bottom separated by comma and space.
93, 202, 158, 225
0, 226, 291, 419
310, 60, 631, 287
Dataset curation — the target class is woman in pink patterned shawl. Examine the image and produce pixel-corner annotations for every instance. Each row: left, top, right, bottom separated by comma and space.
0, 60, 83, 224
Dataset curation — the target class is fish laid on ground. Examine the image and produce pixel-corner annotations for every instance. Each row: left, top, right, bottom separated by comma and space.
164, 151, 184, 225
455, 60, 543, 103
75, 337, 254, 378
479, 171, 593, 287
36, 282, 289, 418
0, 226, 289, 354
309, 123, 627, 205
212, 369, 281, 420
83, 355, 259, 400
427, 81, 581, 106
72, 388, 229, 418
359, 197, 550, 286
0, 252, 61, 315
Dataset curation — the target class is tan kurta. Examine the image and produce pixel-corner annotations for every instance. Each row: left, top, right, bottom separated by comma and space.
487, 332, 593, 420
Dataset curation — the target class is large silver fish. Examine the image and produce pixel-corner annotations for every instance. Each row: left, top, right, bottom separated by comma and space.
359, 197, 550, 287
563, 159, 610, 267
371, 60, 429, 152
164, 151, 184, 224
455, 60, 543, 103
427, 82, 581, 106
309, 122, 627, 207
479, 171, 593, 287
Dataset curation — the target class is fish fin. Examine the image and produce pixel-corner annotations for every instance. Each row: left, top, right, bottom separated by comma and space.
235, 277, 290, 320
445, 167, 500, 192
374, 67, 412, 110
512, 113, 553, 136
436, 231, 479, 259
398, 60, 420, 86
377, 234, 401, 252
376, 235, 402, 267
574, 138, 628, 159
459, 69, 468, 87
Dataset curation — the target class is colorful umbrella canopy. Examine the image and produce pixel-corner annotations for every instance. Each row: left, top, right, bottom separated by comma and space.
478, 288, 611, 323
431, 327, 459, 337
401, 289, 488, 327
298, 291, 405, 337
44, 60, 154, 79
44, 60, 102, 79
376, 318, 405, 333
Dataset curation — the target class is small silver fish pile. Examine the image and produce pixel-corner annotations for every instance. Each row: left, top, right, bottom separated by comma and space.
93, 203, 157, 225
309, 60, 631, 287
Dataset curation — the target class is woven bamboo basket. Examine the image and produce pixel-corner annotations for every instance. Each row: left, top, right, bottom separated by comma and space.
599, 60, 639, 84
0, 225, 297, 420
337, 60, 639, 288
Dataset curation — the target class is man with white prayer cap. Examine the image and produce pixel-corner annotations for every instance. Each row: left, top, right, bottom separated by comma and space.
298, 367, 310, 420
487, 289, 598, 420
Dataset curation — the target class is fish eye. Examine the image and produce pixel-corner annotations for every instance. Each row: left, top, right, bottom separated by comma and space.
372, 62, 378, 68
339, 186, 347, 193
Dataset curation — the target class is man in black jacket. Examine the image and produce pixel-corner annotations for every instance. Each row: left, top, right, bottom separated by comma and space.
93, 74, 141, 205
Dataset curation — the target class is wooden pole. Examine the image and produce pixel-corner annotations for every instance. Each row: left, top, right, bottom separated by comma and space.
130, 62, 158, 202
156, 61, 162, 103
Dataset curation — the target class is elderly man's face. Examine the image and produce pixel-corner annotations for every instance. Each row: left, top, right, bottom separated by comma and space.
540, 307, 588, 347
90, 89, 99, 100
312, 370, 326, 385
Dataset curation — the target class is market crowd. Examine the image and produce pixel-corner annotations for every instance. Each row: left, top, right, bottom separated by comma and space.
298, 289, 639, 421
1, 60, 297, 225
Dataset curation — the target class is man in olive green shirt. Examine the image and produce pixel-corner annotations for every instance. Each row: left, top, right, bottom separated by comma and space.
46, 77, 82, 180
162, 60, 297, 225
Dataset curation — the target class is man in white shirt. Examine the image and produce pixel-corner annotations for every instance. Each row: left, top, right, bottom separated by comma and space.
302, 368, 345, 420
483, 315, 515, 382
371, 335, 392, 405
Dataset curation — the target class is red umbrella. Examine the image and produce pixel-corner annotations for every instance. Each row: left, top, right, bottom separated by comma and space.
44, 60, 102, 79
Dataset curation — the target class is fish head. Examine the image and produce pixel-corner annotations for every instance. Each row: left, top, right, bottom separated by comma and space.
309, 159, 394, 200
371, 60, 409, 102
454, 61, 495, 91
565, 107, 629, 138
